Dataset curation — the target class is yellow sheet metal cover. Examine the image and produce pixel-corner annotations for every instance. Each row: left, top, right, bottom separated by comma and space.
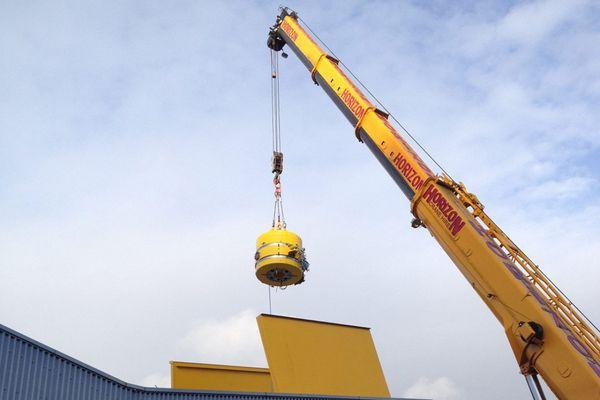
257, 314, 390, 397
170, 362, 271, 392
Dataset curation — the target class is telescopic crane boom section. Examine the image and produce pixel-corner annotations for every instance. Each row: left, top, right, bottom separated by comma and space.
267, 8, 600, 400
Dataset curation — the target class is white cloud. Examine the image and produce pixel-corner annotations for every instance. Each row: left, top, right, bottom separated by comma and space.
403, 377, 461, 400
521, 176, 594, 200
178, 309, 267, 367
132, 309, 267, 389
498, 0, 585, 45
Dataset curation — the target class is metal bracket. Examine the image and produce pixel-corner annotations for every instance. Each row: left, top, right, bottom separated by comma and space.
310, 53, 339, 85
409, 175, 439, 219
353, 107, 388, 142
518, 321, 545, 376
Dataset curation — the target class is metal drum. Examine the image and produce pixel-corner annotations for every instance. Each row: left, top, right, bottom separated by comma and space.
255, 227, 308, 286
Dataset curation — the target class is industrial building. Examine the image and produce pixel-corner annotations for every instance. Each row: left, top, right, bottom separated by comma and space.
0, 316, 421, 400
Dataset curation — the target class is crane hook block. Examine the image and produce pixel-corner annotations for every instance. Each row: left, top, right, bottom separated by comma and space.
272, 151, 283, 175
255, 227, 309, 286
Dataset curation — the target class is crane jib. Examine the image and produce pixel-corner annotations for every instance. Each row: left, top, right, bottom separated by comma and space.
361, 129, 416, 200
269, 10, 600, 396
275, 15, 464, 235
272, 24, 428, 200
315, 71, 425, 202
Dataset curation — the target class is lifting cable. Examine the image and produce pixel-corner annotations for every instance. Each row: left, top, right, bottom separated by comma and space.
268, 49, 285, 313
295, 12, 457, 183
270, 49, 286, 228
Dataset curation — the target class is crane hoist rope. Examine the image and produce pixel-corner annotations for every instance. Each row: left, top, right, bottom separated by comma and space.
270, 48, 285, 229
253, 48, 309, 288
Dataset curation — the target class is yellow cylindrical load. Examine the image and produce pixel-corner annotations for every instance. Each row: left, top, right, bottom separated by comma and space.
255, 228, 308, 286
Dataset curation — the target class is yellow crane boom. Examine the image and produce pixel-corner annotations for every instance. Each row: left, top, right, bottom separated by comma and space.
267, 8, 600, 399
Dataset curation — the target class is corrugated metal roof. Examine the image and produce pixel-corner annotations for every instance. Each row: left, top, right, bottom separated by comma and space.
0, 323, 420, 400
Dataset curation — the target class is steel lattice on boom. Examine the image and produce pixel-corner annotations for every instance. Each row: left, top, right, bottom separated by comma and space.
265, 6, 600, 399
254, 46, 309, 288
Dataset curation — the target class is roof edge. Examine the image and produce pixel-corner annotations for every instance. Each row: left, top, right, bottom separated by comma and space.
258, 313, 371, 330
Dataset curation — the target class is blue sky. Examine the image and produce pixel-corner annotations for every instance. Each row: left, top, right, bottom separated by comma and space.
1, 1, 599, 399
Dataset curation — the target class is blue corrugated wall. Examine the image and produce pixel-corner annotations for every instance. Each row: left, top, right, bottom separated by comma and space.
0, 323, 405, 400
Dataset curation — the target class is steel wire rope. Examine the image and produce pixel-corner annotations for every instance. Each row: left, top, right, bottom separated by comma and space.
270, 50, 282, 153
268, 286, 272, 314
270, 48, 286, 228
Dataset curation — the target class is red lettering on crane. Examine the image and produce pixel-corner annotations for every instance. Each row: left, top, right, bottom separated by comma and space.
340, 89, 365, 120
421, 185, 466, 236
280, 20, 298, 41
392, 154, 424, 192
378, 115, 435, 177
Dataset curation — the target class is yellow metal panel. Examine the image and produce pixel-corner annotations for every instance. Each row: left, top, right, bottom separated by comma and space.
170, 361, 272, 392
257, 314, 390, 397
